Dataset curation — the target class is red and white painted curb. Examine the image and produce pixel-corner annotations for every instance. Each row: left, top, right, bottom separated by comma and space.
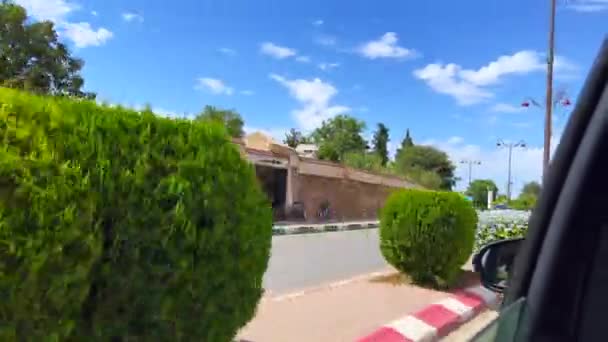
357, 285, 499, 342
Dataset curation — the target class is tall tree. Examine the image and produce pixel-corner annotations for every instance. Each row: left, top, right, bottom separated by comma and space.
0, 2, 95, 98
371, 123, 390, 166
395, 128, 414, 158
283, 128, 311, 148
395, 145, 457, 190
403, 129, 414, 147
521, 181, 541, 197
311, 114, 367, 162
195, 105, 244, 138
466, 179, 499, 209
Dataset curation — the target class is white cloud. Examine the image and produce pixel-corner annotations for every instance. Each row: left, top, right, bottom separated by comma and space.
447, 136, 465, 145
490, 103, 526, 113
459, 51, 544, 86
15, 0, 78, 22
414, 63, 493, 105
240, 90, 255, 96
554, 56, 581, 80
195, 78, 234, 95
91, 10, 98, 16
316, 35, 337, 46
312, 19, 324, 26
260, 42, 297, 59
62, 22, 113, 48
270, 74, 350, 130
554, 56, 578, 71
413, 50, 568, 105
260, 42, 314, 64
568, 0, 608, 12
122, 12, 144, 23
218, 47, 237, 56
421, 131, 563, 197
358, 32, 417, 59
511, 121, 533, 128
569, 4, 608, 11
14, 0, 113, 48
296, 56, 312, 63
318, 62, 340, 71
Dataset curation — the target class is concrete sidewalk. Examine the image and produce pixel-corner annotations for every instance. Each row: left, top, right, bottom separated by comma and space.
237, 271, 451, 342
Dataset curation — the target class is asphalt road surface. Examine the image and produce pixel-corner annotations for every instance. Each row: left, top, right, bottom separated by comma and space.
263, 229, 388, 295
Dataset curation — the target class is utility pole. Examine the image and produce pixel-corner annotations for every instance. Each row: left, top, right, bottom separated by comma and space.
460, 160, 481, 187
544, 0, 557, 181
497, 140, 526, 201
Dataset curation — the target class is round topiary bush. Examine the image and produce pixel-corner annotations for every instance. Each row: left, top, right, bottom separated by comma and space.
0, 89, 272, 341
379, 189, 477, 287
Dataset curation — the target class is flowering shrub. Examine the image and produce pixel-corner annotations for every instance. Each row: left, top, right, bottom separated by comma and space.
475, 210, 530, 251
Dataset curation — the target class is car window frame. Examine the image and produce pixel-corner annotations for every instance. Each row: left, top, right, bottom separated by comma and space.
489, 38, 608, 341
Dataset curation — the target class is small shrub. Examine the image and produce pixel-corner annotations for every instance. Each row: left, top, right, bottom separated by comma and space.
475, 210, 529, 251
0, 88, 272, 341
379, 189, 477, 287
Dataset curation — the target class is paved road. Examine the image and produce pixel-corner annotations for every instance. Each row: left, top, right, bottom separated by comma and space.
263, 229, 388, 295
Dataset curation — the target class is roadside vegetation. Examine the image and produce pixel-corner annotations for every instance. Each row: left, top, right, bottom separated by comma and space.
475, 210, 529, 251
378, 187, 531, 288
285, 117, 457, 191
1, 1, 537, 337
0, 88, 272, 341
379, 189, 477, 288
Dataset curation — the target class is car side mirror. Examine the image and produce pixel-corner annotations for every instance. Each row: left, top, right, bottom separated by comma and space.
472, 238, 524, 294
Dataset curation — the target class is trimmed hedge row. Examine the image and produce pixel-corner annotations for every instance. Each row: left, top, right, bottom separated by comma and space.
0, 89, 272, 341
379, 189, 477, 287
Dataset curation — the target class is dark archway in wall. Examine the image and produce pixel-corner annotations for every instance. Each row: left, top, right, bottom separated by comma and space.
255, 165, 287, 221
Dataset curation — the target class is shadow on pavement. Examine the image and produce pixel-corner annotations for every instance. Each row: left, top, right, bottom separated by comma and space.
368, 269, 481, 292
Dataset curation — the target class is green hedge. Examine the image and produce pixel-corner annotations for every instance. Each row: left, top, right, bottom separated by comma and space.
379, 189, 477, 287
0, 88, 272, 341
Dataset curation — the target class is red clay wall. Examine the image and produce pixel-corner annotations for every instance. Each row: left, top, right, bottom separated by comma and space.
296, 174, 398, 222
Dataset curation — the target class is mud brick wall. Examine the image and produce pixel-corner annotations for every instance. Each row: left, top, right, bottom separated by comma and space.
296, 174, 398, 222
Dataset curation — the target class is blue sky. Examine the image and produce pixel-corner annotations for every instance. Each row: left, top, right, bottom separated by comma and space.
15, 0, 608, 195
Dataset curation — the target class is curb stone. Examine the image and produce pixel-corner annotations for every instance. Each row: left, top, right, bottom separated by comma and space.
272, 221, 379, 236
356, 285, 499, 342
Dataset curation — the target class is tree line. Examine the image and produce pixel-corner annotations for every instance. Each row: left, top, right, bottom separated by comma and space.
283, 115, 457, 191
465, 179, 541, 210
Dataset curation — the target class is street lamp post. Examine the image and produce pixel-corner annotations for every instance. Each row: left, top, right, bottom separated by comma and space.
497, 139, 526, 201
545, 0, 557, 181
460, 159, 481, 187
521, 90, 571, 182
